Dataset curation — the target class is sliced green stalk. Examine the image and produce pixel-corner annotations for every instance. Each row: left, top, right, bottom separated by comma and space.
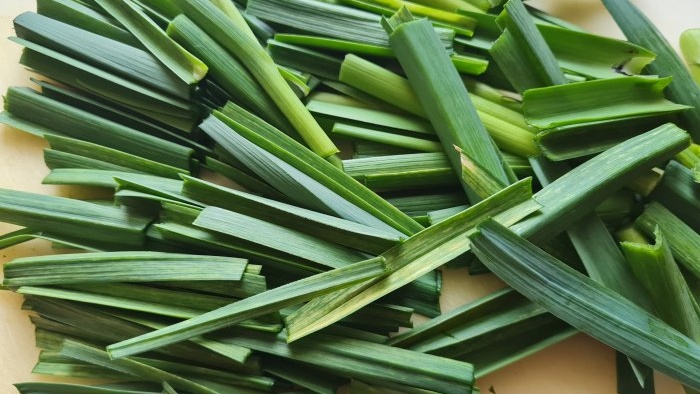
344, 153, 457, 191
33, 355, 127, 381
635, 202, 700, 280
182, 176, 403, 255
451, 53, 488, 75
59, 340, 222, 394
308, 99, 433, 135
214, 328, 475, 394
603, 0, 700, 140
489, 0, 567, 93
347, 0, 477, 36
535, 114, 672, 161
202, 158, 285, 200
339, 54, 425, 116
681, 29, 700, 84
411, 302, 556, 358
176, 0, 339, 158
27, 297, 252, 369
544, 163, 656, 394
17, 46, 199, 132
193, 207, 369, 268
285, 178, 539, 341
338, 55, 537, 156
388, 289, 572, 373
513, 124, 689, 244
523, 77, 691, 129
264, 357, 346, 394
162, 382, 178, 394
33, 79, 210, 153
126, 356, 274, 392
132, 0, 182, 20
529, 156, 653, 310
95, 0, 207, 85
274, 34, 394, 57
20, 285, 229, 321
14, 382, 159, 394
247, 0, 454, 49
411, 0, 482, 12
42, 168, 155, 189
651, 161, 700, 232
205, 107, 423, 235
3, 252, 247, 287
14, 11, 190, 99
385, 192, 467, 218
166, 15, 292, 133
157, 274, 268, 300
203, 114, 401, 232
620, 229, 700, 342
153, 222, 327, 278
286, 125, 689, 334
36, 0, 140, 47
45, 135, 187, 179
344, 152, 529, 191
268, 40, 343, 81
389, 288, 517, 347
208, 0, 257, 41
458, 147, 508, 199
44, 149, 134, 174
469, 219, 700, 391
332, 123, 442, 153
4, 87, 194, 169
107, 257, 386, 358
383, 8, 513, 202
0, 188, 150, 247
537, 24, 656, 80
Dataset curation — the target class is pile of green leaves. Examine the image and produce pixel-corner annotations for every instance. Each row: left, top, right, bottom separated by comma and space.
1, 0, 699, 393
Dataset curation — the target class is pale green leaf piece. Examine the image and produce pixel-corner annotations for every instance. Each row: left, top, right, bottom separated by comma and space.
680, 29, 700, 84
620, 229, 700, 342
635, 202, 700, 281
523, 76, 691, 129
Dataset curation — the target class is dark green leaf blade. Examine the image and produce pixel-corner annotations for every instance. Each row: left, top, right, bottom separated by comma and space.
470, 219, 700, 391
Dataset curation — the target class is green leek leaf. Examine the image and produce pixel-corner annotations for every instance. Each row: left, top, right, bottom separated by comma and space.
285, 178, 538, 341
523, 77, 691, 129
95, 0, 207, 85
470, 219, 700, 390
383, 8, 514, 202
620, 229, 700, 342
3, 252, 247, 287
107, 257, 386, 358
603, 0, 700, 140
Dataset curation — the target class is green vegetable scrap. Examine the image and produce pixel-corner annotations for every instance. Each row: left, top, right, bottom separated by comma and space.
0, 0, 698, 393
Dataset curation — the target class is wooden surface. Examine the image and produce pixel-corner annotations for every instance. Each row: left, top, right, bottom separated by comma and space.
0, 1, 697, 393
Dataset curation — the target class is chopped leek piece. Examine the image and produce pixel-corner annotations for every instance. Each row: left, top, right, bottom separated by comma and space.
95, 0, 208, 85
383, 8, 514, 202
470, 219, 700, 391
